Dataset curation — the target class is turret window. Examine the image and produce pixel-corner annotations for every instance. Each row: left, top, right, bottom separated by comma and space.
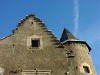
83, 66, 90, 73
80, 63, 92, 74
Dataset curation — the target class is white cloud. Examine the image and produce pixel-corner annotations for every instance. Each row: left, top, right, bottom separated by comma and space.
74, 0, 79, 37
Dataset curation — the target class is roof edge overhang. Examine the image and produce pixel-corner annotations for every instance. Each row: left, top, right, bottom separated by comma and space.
61, 39, 91, 51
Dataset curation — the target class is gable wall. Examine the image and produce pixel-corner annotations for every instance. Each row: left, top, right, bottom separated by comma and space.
0, 16, 68, 75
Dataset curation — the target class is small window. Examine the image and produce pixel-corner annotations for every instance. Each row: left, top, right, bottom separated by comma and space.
83, 66, 90, 73
31, 22, 33, 24
31, 40, 40, 47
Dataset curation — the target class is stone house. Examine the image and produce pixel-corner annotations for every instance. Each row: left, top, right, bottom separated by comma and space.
0, 14, 97, 75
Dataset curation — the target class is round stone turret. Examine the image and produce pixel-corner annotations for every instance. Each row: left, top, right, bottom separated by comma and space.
60, 28, 97, 75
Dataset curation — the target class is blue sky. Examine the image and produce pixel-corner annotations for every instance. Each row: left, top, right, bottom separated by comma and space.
0, 0, 100, 74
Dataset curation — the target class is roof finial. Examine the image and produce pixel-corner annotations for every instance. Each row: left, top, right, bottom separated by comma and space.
62, 21, 66, 28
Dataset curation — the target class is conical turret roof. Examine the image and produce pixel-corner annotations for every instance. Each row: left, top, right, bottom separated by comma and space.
60, 28, 91, 51
60, 28, 78, 42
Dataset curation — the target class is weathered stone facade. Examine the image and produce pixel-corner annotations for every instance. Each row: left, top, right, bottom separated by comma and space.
0, 14, 97, 75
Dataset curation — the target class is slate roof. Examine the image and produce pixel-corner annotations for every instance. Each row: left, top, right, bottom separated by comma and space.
60, 28, 91, 51
60, 28, 78, 42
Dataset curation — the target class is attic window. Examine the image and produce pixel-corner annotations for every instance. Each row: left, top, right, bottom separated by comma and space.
27, 35, 43, 50
31, 40, 40, 47
83, 66, 90, 73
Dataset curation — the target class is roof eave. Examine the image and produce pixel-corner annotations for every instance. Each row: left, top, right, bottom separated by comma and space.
62, 40, 91, 51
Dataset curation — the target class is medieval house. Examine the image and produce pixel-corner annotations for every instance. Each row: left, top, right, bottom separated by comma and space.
0, 14, 97, 75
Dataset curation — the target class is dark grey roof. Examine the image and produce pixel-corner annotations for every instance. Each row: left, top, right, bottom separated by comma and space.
60, 28, 78, 42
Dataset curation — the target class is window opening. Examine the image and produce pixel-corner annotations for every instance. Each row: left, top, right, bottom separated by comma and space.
31, 22, 33, 24
83, 66, 90, 73
31, 40, 39, 47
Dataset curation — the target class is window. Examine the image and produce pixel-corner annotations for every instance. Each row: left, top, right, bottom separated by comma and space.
31, 22, 33, 24
22, 69, 51, 75
83, 66, 90, 73
27, 35, 43, 50
31, 40, 40, 47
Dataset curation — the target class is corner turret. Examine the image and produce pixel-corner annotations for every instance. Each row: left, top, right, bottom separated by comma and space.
59, 28, 97, 75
